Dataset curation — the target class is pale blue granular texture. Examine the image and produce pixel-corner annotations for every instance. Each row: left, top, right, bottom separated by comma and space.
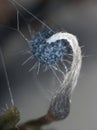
32, 30, 69, 65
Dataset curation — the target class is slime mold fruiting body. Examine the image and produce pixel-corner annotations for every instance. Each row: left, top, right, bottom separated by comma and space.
32, 30, 70, 65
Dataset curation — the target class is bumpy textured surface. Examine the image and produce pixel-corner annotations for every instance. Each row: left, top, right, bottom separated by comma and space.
49, 90, 70, 120
32, 30, 69, 65
0, 106, 20, 130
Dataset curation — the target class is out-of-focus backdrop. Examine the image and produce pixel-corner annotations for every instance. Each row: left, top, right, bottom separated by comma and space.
0, 0, 97, 130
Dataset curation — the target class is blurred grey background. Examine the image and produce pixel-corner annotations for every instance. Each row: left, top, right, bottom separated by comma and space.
0, 0, 97, 130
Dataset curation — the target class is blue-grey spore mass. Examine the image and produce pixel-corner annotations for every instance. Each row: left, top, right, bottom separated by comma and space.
32, 30, 69, 65
49, 90, 70, 120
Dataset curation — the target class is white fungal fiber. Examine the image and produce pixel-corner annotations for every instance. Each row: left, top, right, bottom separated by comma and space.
47, 32, 82, 94
48, 32, 82, 120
